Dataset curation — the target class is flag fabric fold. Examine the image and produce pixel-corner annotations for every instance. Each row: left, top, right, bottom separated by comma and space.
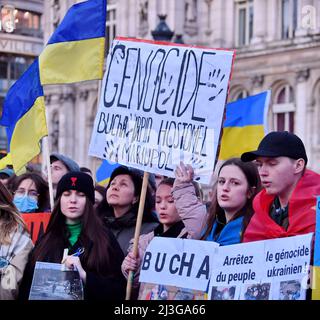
0, 59, 47, 173
39, 0, 107, 85
219, 91, 270, 160
96, 160, 120, 186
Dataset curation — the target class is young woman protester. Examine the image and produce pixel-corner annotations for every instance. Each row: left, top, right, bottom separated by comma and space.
11, 172, 50, 213
121, 163, 207, 296
0, 182, 33, 300
96, 166, 159, 255
19, 172, 126, 300
201, 158, 261, 245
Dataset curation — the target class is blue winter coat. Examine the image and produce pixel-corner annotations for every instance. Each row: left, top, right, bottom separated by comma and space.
204, 216, 244, 246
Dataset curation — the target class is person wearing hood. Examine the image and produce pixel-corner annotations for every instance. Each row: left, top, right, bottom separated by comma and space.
50, 153, 80, 197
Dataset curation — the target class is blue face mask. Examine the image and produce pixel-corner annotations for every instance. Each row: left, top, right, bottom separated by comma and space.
13, 195, 39, 213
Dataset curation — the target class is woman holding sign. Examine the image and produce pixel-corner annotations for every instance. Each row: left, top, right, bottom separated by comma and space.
0, 182, 33, 300
121, 163, 207, 295
19, 172, 126, 300
201, 158, 261, 245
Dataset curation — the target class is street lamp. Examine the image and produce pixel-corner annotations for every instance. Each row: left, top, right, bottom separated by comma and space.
151, 14, 174, 42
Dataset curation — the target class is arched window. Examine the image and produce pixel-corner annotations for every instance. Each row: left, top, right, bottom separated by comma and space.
229, 87, 249, 102
271, 84, 295, 132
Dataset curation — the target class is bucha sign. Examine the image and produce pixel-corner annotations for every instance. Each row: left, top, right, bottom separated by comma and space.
89, 37, 234, 184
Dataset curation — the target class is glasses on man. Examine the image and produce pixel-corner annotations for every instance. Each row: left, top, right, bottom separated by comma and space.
15, 189, 39, 199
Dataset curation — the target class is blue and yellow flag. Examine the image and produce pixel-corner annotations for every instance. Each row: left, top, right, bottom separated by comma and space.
39, 0, 107, 84
219, 91, 270, 160
0, 0, 107, 173
312, 196, 320, 300
96, 160, 120, 186
0, 59, 47, 173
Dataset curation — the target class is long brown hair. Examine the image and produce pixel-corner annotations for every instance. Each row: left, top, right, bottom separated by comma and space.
202, 158, 261, 241
0, 181, 26, 245
31, 194, 121, 277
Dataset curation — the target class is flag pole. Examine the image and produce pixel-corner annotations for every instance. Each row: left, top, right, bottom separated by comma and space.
125, 171, 149, 300
92, 79, 102, 182
43, 136, 54, 211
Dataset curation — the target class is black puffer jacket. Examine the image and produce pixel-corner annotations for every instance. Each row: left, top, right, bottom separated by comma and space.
19, 227, 126, 300
104, 211, 158, 254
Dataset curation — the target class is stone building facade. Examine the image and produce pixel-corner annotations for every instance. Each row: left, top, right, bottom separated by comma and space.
2, 0, 320, 184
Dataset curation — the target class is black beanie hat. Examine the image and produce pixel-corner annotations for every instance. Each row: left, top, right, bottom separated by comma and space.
56, 171, 95, 204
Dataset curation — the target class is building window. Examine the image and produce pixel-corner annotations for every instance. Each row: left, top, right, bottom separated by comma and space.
0, 55, 33, 94
281, 0, 298, 39
236, 0, 253, 46
0, 96, 7, 150
229, 87, 249, 102
106, 7, 116, 53
272, 84, 295, 132
12, 8, 42, 37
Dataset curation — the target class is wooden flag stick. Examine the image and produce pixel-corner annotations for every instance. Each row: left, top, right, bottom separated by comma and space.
125, 171, 150, 300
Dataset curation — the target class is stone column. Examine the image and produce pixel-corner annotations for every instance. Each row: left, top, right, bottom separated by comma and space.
295, 69, 310, 147
58, 88, 75, 158
75, 89, 90, 166
251, 0, 267, 45
204, 0, 213, 36
266, 0, 278, 41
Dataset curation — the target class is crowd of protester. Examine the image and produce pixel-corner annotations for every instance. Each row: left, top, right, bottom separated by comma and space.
0, 131, 320, 300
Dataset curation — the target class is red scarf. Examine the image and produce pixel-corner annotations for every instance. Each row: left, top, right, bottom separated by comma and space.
243, 170, 320, 242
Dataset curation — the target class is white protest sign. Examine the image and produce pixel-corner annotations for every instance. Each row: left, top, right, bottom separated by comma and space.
262, 233, 312, 300
89, 37, 235, 184
139, 237, 219, 291
208, 233, 313, 300
209, 240, 265, 299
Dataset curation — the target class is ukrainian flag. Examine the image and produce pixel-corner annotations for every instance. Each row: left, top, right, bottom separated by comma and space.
0, 153, 12, 170
219, 91, 270, 160
96, 160, 120, 186
0, 59, 47, 174
0, 0, 107, 173
39, 0, 107, 85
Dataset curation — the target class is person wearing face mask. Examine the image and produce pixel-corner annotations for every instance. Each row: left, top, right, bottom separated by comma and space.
11, 173, 50, 213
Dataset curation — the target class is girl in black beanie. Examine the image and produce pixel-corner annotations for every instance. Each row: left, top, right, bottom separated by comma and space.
19, 171, 126, 300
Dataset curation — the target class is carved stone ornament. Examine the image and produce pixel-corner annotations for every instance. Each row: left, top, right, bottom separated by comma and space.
251, 75, 265, 88
184, 0, 198, 36
138, 0, 149, 37
296, 69, 310, 83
